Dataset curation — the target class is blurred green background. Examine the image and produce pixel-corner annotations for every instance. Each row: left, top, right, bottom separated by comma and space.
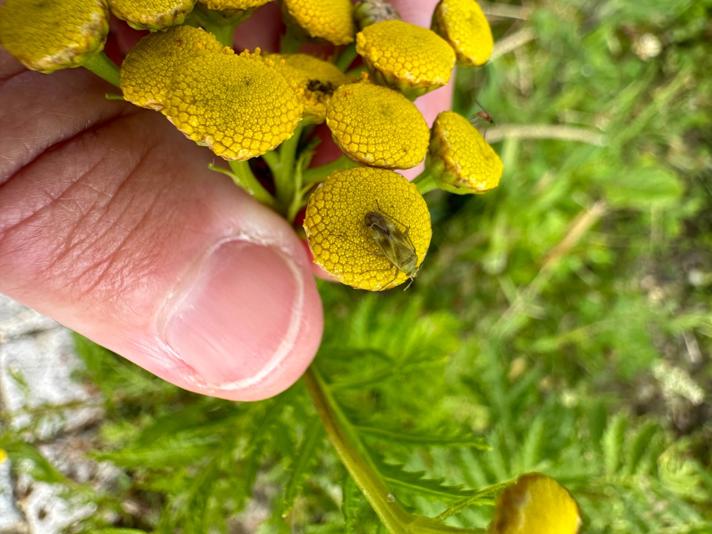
3, 0, 711, 532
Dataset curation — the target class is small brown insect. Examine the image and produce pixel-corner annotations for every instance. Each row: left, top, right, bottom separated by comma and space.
364, 207, 419, 290
470, 98, 495, 128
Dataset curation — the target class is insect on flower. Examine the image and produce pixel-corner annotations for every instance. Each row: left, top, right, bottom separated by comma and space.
364, 205, 419, 290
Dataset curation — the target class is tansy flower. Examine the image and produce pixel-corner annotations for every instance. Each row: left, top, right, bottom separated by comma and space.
162, 50, 302, 160
271, 53, 349, 123
282, 0, 354, 45
121, 27, 302, 160
489, 473, 581, 534
356, 19, 455, 98
304, 167, 431, 291
428, 110, 502, 194
121, 25, 229, 111
109, 0, 196, 30
432, 0, 494, 66
0, 0, 109, 73
326, 81, 430, 169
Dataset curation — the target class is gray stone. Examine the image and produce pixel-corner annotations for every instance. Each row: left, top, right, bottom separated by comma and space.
0, 296, 57, 343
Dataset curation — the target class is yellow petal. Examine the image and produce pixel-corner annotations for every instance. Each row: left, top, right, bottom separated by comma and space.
489, 473, 581, 534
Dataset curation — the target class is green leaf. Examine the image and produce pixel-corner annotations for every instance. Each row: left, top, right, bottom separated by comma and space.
357, 426, 489, 449
603, 414, 628, 476
281, 418, 323, 515
603, 166, 683, 208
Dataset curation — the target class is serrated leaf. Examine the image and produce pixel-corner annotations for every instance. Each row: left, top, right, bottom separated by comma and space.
342, 473, 380, 533
357, 425, 489, 449
371, 453, 472, 501
281, 418, 322, 515
603, 414, 627, 476
624, 421, 660, 476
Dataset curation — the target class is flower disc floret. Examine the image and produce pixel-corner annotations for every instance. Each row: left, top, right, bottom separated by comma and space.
283, 0, 354, 45
304, 167, 431, 291
272, 54, 348, 122
356, 19, 455, 98
199, 0, 272, 10
109, 0, 196, 30
432, 0, 494, 66
163, 51, 302, 160
326, 82, 430, 169
489, 473, 581, 534
0, 0, 109, 73
429, 111, 502, 194
120, 26, 228, 111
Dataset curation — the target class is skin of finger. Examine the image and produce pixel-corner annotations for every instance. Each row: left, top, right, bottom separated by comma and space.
0, 51, 323, 400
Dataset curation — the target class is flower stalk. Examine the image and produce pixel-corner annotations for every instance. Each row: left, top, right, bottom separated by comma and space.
82, 51, 121, 87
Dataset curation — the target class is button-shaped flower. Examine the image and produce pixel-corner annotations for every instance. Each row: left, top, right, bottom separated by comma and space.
326, 82, 430, 169
356, 19, 455, 98
432, 0, 494, 66
121, 26, 302, 160
304, 167, 431, 291
163, 50, 303, 160
121, 25, 229, 111
272, 53, 349, 123
283, 0, 354, 45
428, 110, 502, 194
489, 473, 581, 534
109, 0, 196, 30
0, 0, 109, 73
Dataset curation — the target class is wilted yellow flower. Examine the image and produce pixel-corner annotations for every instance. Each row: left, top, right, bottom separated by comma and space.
199, 0, 272, 9
326, 82, 430, 169
109, 0, 196, 30
304, 167, 431, 291
0, 0, 109, 73
353, 0, 400, 29
121, 25, 229, 110
489, 473, 581, 534
428, 110, 502, 194
356, 20, 455, 98
272, 53, 348, 122
432, 0, 494, 66
283, 0, 354, 45
163, 50, 303, 160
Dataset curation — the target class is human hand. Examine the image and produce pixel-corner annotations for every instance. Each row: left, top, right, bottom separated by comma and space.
0, 0, 451, 401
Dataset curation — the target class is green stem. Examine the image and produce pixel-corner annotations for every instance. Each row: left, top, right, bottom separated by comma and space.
303, 156, 358, 185
188, 6, 248, 47
413, 170, 439, 195
304, 367, 485, 534
280, 24, 304, 53
82, 51, 121, 88
272, 123, 304, 211
210, 161, 276, 208
335, 43, 358, 72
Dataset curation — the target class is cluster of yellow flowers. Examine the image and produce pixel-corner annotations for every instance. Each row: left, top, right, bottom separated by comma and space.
0, 0, 503, 292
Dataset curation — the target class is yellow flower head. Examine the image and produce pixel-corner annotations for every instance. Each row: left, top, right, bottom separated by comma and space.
272, 53, 349, 123
489, 473, 581, 534
121, 25, 229, 111
428, 110, 502, 194
199, 0, 272, 9
304, 167, 431, 291
109, 0, 196, 30
326, 82, 430, 169
163, 50, 303, 160
0, 0, 109, 73
432, 0, 494, 66
282, 0, 354, 45
356, 19, 455, 98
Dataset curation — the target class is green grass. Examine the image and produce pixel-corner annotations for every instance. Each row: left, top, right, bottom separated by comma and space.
2, 0, 710, 532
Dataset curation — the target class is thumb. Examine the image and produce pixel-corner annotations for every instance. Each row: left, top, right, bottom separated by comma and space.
0, 51, 323, 401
